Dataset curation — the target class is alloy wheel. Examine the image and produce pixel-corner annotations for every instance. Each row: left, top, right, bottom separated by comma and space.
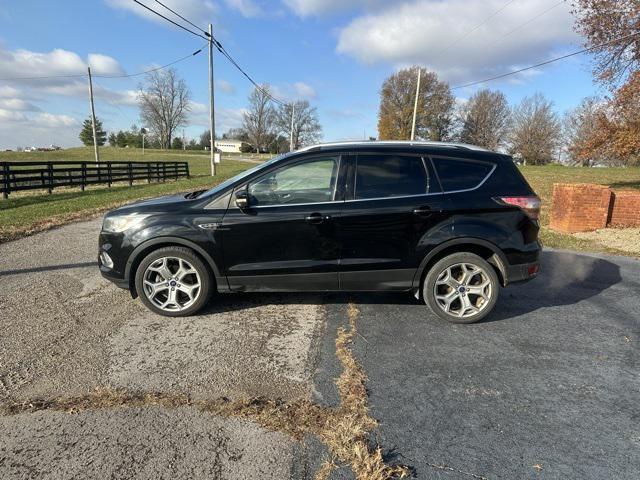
433, 262, 493, 319
142, 256, 201, 312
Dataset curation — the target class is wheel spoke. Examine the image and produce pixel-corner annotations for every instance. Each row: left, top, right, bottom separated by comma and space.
176, 259, 197, 281
177, 283, 199, 301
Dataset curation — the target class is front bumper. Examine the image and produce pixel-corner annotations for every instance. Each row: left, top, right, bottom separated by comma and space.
98, 233, 130, 290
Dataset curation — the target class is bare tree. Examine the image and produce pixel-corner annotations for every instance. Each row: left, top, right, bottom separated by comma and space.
458, 89, 510, 150
139, 68, 191, 150
378, 67, 455, 141
275, 100, 322, 150
508, 93, 561, 165
242, 85, 275, 152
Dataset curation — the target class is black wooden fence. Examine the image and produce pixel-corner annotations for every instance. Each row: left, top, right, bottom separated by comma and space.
1, 161, 190, 199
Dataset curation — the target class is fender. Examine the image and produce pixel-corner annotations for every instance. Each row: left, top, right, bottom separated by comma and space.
124, 236, 225, 293
412, 237, 509, 289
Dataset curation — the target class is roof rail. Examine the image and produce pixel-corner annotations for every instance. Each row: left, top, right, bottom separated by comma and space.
297, 140, 493, 153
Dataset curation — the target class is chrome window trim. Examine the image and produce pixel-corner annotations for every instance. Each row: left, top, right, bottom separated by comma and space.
344, 191, 445, 203
248, 200, 344, 209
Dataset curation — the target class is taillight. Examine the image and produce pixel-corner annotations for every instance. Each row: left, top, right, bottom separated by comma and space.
496, 196, 541, 219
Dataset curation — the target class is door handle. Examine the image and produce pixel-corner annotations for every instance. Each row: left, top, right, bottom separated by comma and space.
305, 212, 330, 224
413, 206, 433, 216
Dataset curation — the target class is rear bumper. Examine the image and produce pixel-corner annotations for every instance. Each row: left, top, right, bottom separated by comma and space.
505, 261, 540, 285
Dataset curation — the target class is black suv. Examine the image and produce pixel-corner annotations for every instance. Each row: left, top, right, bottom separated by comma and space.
99, 141, 541, 323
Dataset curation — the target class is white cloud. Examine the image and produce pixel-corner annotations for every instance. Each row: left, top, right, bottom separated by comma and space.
224, 0, 262, 17
0, 98, 41, 111
283, 0, 384, 16
271, 81, 317, 101
189, 101, 246, 133
217, 79, 237, 95
0, 109, 80, 149
0, 47, 123, 79
106, 0, 216, 25
293, 81, 316, 99
336, 0, 578, 84
88, 53, 125, 75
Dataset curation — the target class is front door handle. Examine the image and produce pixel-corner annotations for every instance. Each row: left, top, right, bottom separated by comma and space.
413, 206, 433, 216
305, 212, 330, 224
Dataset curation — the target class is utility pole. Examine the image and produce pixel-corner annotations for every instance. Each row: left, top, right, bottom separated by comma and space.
208, 23, 217, 176
289, 102, 296, 152
182, 129, 186, 150
411, 66, 422, 141
87, 66, 100, 163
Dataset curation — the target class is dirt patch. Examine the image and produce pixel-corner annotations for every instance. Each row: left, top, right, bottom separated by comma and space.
1, 302, 409, 479
574, 228, 640, 255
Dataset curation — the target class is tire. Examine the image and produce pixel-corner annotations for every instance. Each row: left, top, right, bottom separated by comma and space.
423, 252, 499, 324
134, 246, 213, 317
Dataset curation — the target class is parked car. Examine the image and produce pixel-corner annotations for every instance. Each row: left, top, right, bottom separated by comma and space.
99, 141, 541, 323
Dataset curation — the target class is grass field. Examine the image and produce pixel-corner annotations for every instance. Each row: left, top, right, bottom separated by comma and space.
2, 148, 640, 255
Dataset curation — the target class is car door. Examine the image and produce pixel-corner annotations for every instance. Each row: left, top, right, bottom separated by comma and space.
338, 152, 450, 291
221, 154, 345, 292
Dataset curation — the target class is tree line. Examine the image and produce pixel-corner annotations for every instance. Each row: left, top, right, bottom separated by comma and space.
79, 68, 323, 155
377, 1, 640, 167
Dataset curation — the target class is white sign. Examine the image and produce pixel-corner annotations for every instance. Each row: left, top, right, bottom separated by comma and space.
214, 152, 221, 164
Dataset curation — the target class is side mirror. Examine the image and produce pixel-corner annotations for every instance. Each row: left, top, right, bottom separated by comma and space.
235, 189, 249, 209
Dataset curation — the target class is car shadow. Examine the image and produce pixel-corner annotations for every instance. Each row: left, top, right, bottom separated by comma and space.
484, 250, 622, 322
202, 250, 622, 322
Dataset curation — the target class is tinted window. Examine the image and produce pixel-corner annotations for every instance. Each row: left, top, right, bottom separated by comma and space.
355, 155, 430, 200
433, 158, 493, 192
248, 157, 339, 206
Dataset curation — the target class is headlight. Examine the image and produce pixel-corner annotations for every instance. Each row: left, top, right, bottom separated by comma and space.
102, 214, 150, 233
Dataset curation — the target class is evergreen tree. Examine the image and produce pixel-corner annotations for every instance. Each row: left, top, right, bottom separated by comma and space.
108, 132, 117, 147
79, 118, 107, 147
116, 131, 127, 148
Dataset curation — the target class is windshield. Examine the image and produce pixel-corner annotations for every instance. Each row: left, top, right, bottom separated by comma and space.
199, 153, 290, 199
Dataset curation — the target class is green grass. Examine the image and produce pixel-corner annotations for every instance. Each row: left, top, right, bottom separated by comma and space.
0, 158, 250, 242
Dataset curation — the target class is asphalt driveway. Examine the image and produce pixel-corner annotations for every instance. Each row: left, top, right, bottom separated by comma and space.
314, 250, 639, 479
1, 217, 638, 479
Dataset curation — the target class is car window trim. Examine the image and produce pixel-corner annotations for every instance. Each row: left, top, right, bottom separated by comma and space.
353, 152, 432, 201
429, 155, 497, 194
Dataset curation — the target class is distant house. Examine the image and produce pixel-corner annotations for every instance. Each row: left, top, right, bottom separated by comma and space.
215, 139, 250, 153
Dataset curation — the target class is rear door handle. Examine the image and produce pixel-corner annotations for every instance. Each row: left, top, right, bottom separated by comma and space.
305, 212, 330, 224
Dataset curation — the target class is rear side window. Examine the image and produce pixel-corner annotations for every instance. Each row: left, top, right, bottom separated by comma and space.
355, 155, 431, 200
433, 158, 494, 192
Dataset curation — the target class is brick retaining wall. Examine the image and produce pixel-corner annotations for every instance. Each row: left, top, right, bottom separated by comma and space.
549, 183, 640, 233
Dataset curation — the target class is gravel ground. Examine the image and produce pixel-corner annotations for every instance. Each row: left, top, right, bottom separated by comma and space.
574, 227, 640, 255
0, 218, 326, 479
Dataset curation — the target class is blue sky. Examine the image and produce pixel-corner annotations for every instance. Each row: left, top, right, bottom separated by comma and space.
0, 0, 603, 149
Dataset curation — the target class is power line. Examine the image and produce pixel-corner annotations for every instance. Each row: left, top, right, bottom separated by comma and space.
154, 0, 209, 36
132, 0, 208, 40
135, 0, 289, 106
452, 30, 640, 89
484, 0, 565, 50
0, 46, 205, 81
439, 0, 519, 56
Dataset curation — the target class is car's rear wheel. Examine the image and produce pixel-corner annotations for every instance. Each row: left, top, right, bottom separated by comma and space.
135, 246, 212, 317
423, 252, 499, 324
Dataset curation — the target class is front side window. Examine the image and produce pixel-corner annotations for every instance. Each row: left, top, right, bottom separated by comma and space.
433, 158, 494, 192
355, 154, 431, 200
248, 156, 339, 206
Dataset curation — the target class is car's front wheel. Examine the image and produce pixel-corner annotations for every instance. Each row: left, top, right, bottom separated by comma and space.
423, 252, 499, 324
135, 246, 212, 317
